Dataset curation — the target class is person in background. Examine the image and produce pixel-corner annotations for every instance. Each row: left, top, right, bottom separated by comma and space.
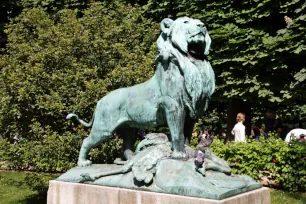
253, 119, 263, 141
231, 113, 246, 142
13, 136, 20, 145
278, 124, 289, 141
198, 129, 209, 141
264, 110, 279, 138
285, 128, 306, 142
298, 134, 306, 143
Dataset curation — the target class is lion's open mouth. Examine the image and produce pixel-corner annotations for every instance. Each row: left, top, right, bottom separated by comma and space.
187, 33, 205, 60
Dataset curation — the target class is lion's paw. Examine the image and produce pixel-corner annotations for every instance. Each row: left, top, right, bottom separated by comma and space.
172, 151, 188, 160
77, 159, 92, 167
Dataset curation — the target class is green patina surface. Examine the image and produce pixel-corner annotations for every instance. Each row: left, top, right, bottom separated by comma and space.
61, 17, 262, 199
56, 133, 261, 199
67, 16, 215, 166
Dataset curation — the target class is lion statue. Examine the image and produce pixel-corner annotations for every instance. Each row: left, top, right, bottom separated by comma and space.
67, 17, 215, 167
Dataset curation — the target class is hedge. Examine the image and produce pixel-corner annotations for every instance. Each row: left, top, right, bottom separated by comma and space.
1, 132, 305, 192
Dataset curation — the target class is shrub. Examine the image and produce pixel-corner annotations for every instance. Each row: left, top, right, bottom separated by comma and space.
1, 122, 123, 172
2, 130, 305, 192
0, 2, 159, 141
89, 137, 123, 164
0, 2, 153, 173
209, 135, 306, 192
24, 172, 55, 193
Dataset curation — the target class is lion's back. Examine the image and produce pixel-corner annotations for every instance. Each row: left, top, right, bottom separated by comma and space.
96, 78, 161, 112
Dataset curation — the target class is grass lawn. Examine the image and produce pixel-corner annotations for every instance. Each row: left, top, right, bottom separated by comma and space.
270, 189, 306, 204
0, 171, 51, 204
0, 171, 305, 204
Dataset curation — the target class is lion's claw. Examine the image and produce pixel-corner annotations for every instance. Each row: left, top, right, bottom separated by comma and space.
78, 160, 92, 167
172, 151, 188, 160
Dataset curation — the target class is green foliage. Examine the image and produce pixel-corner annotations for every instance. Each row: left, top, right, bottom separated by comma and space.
293, 68, 306, 93
0, 2, 158, 172
0, 1, 305, 195
20, 0, 89, 12
189, 132, 199, 150
143, 0, 306, 106
0, 2, 159, 140
1, 124, 80, 172
0, 122, 123, 172
294, 68, 306, 83
89, 137, 123, 164
210, 136, 306, 192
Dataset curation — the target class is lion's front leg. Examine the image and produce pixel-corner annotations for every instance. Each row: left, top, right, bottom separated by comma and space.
165, 108, 187, 160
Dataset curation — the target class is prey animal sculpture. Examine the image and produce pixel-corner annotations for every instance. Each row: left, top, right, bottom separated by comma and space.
80, 133, 231, 182
67, 17, 215, 167
80, 133, 172, 183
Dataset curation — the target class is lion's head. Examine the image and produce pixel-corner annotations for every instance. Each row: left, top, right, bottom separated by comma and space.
156, 17, 215, 118
159, 17, 211, 60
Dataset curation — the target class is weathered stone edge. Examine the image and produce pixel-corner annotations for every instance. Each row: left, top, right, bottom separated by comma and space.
48, 180, 270, 204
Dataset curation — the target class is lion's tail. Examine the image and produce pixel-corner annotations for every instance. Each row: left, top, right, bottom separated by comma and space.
66, 112, 94, 128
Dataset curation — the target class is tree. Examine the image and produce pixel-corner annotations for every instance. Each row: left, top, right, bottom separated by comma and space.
142, 0, 306, 137
0, 2, 159, 139
0, 0, 100, 49
20, 0, 89, 12
0, 0, 23, 48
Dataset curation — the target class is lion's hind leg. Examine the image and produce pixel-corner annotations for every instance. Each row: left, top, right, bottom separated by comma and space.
78, 137, 95, 167
77, 114, 128, 167
117, 128, 138, 161
78, 129, 112, 167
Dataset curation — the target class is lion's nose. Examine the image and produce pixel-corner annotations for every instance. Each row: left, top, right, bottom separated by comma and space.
197, 23, 204, 28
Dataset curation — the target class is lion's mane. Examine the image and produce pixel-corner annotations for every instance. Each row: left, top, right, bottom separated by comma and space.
156, 17, 215, 118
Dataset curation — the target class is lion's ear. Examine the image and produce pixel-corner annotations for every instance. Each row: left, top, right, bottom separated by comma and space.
204, 31, 211, 56
161, 18, 173, 35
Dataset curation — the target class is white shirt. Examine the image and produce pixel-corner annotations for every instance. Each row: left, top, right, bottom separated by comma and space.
285, 128, 306, 142
231, 122, 246, 142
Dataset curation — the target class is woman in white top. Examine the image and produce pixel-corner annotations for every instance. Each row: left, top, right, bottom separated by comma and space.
231, 113, 246, 142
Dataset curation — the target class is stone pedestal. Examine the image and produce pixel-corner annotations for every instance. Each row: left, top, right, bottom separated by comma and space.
47, 180, 270, 204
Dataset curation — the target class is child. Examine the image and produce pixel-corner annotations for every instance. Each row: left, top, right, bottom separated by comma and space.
231, 113, 246, 142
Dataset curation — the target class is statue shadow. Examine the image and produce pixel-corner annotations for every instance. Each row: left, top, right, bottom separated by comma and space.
22, 191, 47, 204
133, 177, 153, 187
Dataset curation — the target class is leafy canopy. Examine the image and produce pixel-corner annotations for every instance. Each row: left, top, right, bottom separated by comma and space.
0, 2, 159, 138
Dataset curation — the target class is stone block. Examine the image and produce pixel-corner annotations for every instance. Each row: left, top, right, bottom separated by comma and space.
47, 180, 270, 204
